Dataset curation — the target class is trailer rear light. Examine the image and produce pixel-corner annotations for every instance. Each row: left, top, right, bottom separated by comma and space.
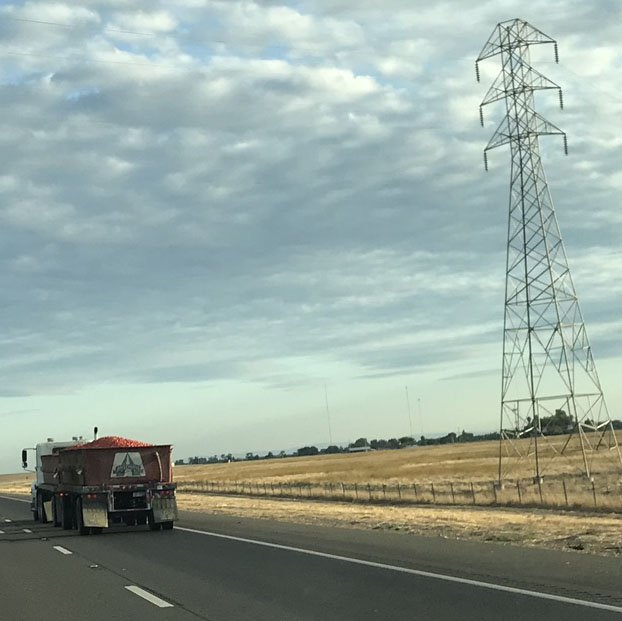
156, 490, 175, 498
86, 494, 98, 500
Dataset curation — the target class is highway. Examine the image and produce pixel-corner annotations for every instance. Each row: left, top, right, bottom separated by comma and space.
1, 494, 621, 620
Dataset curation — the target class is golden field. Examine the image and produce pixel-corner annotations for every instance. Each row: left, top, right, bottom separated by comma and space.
173, 433, 622, 485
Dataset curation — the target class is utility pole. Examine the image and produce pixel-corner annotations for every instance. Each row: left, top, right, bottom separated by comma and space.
476, 19, 621, 481
405, 386, 414, 439
324, 384, 333, 445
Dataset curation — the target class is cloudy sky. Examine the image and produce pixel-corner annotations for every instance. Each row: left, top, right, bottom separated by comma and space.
0, 0, 620, 472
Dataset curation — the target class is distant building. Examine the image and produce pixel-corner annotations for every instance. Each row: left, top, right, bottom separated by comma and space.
347, 446, 374, 453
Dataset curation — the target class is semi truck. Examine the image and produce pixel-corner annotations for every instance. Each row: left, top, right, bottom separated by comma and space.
22, 431, 178, 535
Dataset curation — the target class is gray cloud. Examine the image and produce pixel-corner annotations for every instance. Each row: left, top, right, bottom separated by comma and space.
0, 1, 618, 446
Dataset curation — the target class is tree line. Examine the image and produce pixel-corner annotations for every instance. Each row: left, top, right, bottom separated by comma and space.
175, 410, 622, 466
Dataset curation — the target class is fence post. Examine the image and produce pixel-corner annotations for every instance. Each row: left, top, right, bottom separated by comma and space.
367, 483, 372, 502
471, 482, 476, 504
263, 483, 268, 496
342, 482, 346, 499
591, 479, 597, 508
450, 482, 455, 504
562, 479, 568, 507
537, 478, 543, 503
516, 480, 522, 504
492, 482, 498, 504
354, 483, 358, 500
397, 483, 402, 500
413, 483, 418, 501
382, 484, 387, 501
431, 483, 436, 504
270, 482, 275, 495
298, 483, 303, 497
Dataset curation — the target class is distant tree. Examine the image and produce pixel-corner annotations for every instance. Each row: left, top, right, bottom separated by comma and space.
297, 446, 319, 457
351, 437, 369, 448
399, 436, 416, 447
174, 459, 185, 466
458, 430, 474, 443
323, 445, 342, 454
264, 451, 275, 460
278, 450, 287, 458
387, 438, 400, 450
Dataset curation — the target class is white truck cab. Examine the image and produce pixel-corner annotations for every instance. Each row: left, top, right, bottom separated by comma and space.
22, 437, 83, 519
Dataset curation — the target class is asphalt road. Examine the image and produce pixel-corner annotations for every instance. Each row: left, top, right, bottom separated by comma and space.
1, 494, 621, 620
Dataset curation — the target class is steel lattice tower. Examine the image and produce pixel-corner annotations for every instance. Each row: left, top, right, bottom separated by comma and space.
475, 19, 621, 481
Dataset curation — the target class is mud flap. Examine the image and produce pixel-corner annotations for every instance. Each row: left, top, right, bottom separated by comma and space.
43, 500, 53, 522
82, 501, 109, 528
152, 497, 178, 523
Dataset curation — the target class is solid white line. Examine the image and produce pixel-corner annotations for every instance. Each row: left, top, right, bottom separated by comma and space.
53, 546, 73, 555
0, 495, 30, 503
3, 519, 11, 523
175, 526, 622, 615
22, 528, 32, 533
125, 586, 174, 608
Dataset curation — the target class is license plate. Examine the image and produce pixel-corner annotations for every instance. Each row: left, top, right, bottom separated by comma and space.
132, 491, 146, 497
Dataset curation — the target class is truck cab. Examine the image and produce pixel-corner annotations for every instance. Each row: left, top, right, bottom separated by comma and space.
23, 438, 82, 520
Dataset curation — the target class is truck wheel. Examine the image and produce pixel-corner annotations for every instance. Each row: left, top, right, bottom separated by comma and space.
161, 521, 174, 531
75, 499, 90, 536
36, 493, 47, 524
147, 511, 161, 531
61, 496, 73, 530
52, 496, 62, 527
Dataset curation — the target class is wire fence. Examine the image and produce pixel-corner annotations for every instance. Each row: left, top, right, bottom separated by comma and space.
177, 475, 622, 513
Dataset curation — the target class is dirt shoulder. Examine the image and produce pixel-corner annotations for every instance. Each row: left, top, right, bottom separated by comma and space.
178, 492, 622, 557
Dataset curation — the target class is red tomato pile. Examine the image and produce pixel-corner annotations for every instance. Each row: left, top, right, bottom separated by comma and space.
67, 436, 153, 450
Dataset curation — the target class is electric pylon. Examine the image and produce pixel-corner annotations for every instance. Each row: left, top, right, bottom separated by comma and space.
475, 19, 621, 481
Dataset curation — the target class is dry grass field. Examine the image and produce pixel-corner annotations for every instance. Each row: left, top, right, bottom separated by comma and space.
174, 433, 622, 485
0, 472, 33, 496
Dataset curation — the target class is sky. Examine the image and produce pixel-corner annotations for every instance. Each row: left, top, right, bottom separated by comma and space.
0, 0, 621, 472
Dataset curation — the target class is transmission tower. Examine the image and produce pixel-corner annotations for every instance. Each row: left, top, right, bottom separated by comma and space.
475, 19, 621, 482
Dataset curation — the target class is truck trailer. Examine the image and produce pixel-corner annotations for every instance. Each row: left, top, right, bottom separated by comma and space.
22, 434, 178, 535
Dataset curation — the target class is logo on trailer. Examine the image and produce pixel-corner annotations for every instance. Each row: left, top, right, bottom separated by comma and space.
111, 452, 146, 478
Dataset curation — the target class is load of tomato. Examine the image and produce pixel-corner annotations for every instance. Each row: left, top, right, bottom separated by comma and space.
68, 436, 153, 449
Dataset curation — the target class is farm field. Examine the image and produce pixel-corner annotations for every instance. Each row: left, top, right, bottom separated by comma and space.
174, 433, 622, 485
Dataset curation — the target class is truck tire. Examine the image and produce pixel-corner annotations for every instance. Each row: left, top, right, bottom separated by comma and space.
52, 496, 62, 527
161, 521, 174, 531
36, 493, 47, 524
147, 511, 161, 531
61, 495, 73, 530
75, 499, 90, 536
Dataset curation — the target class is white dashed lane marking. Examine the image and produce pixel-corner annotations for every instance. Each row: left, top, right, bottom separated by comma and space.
125, 586, 174, 608
53, 546, 73, 555
22, 529, 32, 533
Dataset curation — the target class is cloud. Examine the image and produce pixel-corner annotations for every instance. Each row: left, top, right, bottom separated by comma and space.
0, 0, 618, 454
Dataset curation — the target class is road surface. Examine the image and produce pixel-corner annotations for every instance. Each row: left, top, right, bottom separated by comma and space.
0, 494, 620, 620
